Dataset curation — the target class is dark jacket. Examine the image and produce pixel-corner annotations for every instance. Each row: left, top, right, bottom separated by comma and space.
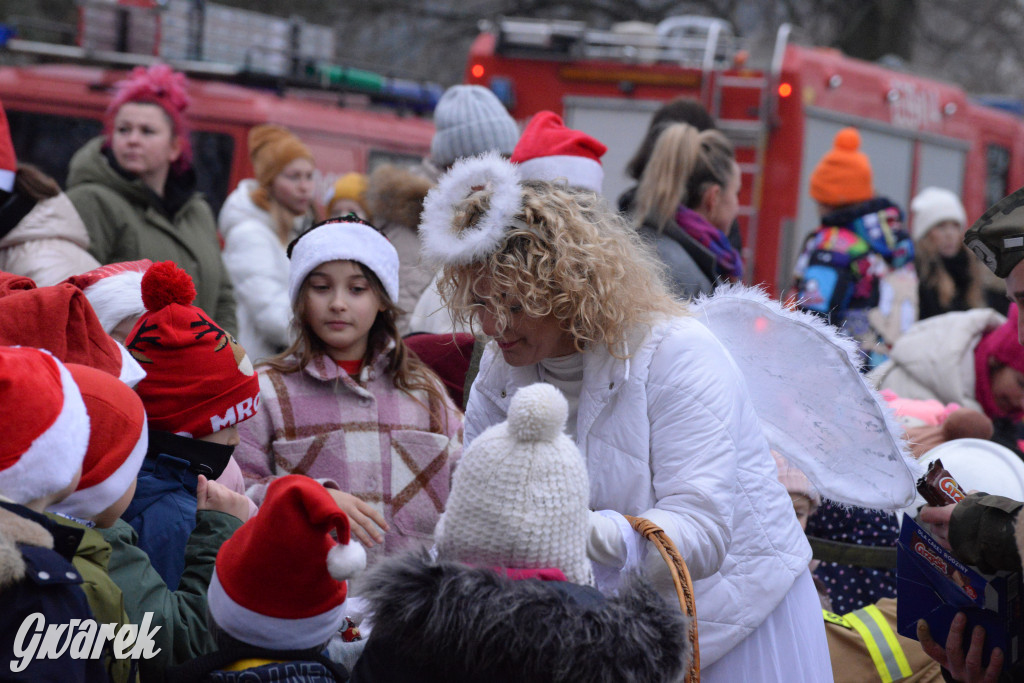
123, 431, 233, 590
66, 137, 236, 335
349, 554, 691, 683
0, 500, 109, 682
170, 644, 348, 683
949, 492, 1022, 573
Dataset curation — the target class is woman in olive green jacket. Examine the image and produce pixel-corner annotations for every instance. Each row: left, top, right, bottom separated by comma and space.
66, 64, 236, 334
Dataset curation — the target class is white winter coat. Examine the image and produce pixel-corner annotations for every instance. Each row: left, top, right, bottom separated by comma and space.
869, 308, 1005, 411
218, 180, 308, 362
465, 315, 811, 666
0, 192, 100, 285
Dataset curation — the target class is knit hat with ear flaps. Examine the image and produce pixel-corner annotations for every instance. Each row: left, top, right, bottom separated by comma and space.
911, 187, 967, 242
436, 382, 593, 585
207, 474, 366, 650
511, 110, 607, 193
430, 85, 519, 168
126, 261, 260, 439
287, 217, 400, 305
248, 124, 314, 211
0, 346, 89, 506
809, 127, 874, 206
49, 363, 148, 520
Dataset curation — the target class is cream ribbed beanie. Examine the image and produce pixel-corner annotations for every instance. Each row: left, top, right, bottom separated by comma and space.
436, 382, 593, 585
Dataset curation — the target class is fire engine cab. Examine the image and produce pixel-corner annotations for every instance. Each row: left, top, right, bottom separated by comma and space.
465, 16, 1024, 294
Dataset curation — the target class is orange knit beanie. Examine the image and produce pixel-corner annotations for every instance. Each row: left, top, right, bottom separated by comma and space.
809, 127, 874, 206
248, 124, 313, 210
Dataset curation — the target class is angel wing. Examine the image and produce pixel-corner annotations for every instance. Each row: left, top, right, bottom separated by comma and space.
690, 284, 920, 510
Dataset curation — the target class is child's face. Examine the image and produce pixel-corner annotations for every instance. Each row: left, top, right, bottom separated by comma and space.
200, 425, 240, 447
304, 260, 385, 362
92, 479, 137, 528
790, 493, 814, 531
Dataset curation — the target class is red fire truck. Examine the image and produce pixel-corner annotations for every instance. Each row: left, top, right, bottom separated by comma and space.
464, 17, 1024, 294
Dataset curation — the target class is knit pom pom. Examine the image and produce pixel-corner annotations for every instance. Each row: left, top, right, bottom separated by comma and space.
834, 127, 861, 151
327, 541, 366, 581
141, 261, 196, 311
507, 383, 568, 442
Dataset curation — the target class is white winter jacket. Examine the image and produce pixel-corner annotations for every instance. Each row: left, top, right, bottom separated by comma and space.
869, 308, 1005, 411
465, 315, 811, 666
218, 180, 308, 362
0, 192, 100, 285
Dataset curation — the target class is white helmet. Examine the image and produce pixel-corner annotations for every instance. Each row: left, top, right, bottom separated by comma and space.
902, 438, 1024, 522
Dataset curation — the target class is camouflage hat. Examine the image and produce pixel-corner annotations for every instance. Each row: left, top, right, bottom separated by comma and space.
964, 186, 1024, 278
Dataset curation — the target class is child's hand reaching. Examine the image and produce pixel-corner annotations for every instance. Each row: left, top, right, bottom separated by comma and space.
197, 474, 252, 523
325, 488, 389, 547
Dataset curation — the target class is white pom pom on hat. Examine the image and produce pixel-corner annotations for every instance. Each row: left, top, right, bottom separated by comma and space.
507, 382, 569, 442
436, 382, 593, 585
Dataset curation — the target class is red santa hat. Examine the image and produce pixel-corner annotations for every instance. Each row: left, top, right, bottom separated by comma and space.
207, 475, 366, 650
127, 261, 260, 438
0, 346, 90, 505
49, 363, 148, 520
65, 260, 153, 335
0, 272, 146, 387
510, 111, 607, 193
0, 102, 14, 193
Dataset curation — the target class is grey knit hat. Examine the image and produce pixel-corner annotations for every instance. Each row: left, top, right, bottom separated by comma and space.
430, 85, 519, 169
435, 382, 594, 585
964, 185, 1024, 278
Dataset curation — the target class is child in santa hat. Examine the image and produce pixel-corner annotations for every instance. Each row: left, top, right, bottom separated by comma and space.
0, 345, 108, 681
234, 215, 462, 570
170, 474, 365, 682
350, 383, 690, 683
120, 260, 259, 590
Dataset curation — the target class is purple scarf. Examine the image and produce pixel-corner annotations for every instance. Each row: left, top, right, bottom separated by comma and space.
675, 206, 743, 280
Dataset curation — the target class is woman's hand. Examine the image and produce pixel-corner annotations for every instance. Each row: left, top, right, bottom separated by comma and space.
918, 614, 1004, 682
196, 474, 252, 523
326, 488, 389, 547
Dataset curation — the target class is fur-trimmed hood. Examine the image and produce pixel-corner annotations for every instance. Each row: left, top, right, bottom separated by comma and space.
352, 553, 690, 683
0, 504, 54, 592
365, 164, 433, 230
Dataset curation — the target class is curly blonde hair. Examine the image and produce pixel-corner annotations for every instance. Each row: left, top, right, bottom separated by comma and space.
437, 179, 686, 358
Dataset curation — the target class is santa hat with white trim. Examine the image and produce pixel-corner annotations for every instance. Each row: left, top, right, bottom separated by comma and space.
65, 260, 153, 335
49, 363, 148, 521
0, 346, 90, 505
0, 102, 15, 194
207, 475, 366, 651
510, 111, 607, 193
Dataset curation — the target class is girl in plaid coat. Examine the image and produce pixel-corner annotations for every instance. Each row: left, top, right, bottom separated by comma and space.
235, 216, 463, 567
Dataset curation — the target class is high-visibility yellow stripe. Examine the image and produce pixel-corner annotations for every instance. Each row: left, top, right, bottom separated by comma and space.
822, 609, 853, 629
861, 604, 913, 678
845, 609, 902, 683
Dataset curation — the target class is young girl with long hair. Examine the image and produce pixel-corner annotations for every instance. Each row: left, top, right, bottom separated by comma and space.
234, 216, 463, 566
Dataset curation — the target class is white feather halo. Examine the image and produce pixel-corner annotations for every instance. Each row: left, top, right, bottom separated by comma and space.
420, 150, 523, 266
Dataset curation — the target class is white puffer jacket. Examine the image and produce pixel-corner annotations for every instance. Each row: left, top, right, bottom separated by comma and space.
218, 180, 308, 362
465, 315, 811, 666
0, 192, 100, 285
869, 308, 1005, 411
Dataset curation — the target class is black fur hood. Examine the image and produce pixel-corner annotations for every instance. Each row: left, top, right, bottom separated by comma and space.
351, 553, 690, 683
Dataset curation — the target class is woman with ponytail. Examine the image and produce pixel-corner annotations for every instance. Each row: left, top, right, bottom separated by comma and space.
631, 122, 743, 298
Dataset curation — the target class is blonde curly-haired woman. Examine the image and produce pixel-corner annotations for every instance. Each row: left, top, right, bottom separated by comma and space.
419, 153, 832, 682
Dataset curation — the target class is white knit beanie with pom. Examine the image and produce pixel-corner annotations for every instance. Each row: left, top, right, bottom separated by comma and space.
436, 382, 593, 585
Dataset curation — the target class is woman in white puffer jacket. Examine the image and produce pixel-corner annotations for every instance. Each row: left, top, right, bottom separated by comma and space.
218, 125, 314, 362
418, 153, 833, 682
